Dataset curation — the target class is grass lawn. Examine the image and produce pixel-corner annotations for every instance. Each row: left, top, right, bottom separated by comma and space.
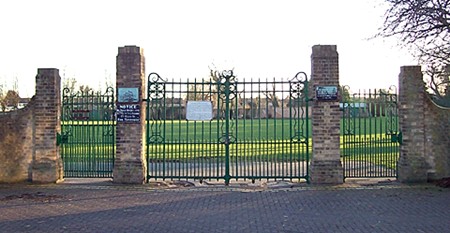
148, 116, 398, 140
61, 117, 399, 171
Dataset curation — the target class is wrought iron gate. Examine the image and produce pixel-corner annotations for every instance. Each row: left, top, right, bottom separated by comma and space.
341, 86, 401, 178
60, 87, 116, 178
147, 71, 310, 184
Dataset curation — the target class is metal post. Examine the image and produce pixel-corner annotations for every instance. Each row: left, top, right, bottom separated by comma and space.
223, 71, 232, 185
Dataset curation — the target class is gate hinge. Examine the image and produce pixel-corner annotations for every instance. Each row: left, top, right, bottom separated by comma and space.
57, 132, 68, 146
390, 132, 403, 145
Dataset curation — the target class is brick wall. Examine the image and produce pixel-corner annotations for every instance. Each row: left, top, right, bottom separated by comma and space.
309, 45, 343, 184
0, 68, 63, 183
113, 46, 147, 184
0, 101, 34, 182
398, 66, 450, 182
424, 98, 450, 180
32, 68, 63, 183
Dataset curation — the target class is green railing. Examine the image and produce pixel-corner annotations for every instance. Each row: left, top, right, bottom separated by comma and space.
341, 86, 400, 178
60, 87, 116, 178
147, 71, 310, 184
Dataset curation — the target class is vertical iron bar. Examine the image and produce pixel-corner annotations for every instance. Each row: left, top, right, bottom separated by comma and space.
250, 80, 255, 179
265, 80, 269, 179
146, 80, 150, 181
224, 74, 231, 185
272, 78, 277, 180
243, 79, 247, 180
178, 81, 182, 179
170, 80, 174, 179
258, 79, 262, 178
216, 82, 220, 181
305, 79, 310, 182
289, 80, 293, 179
209, 81, 213, 179
236, 83, 240, 180
194, 79, 198, 178
281, 83, 285, 179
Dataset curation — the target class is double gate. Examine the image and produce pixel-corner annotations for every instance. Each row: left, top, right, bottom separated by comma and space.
341, 86, 400, 178
60, 88, 116, 178
146, 71, 310, 184
59, 79, 399, 181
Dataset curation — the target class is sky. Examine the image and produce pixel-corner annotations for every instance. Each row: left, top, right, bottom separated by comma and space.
0, 0, 417, 97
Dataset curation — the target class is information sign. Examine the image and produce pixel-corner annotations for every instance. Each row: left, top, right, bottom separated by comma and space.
186, 101, 213, 121
117, 104, 140, 123
316, 86, 339, 101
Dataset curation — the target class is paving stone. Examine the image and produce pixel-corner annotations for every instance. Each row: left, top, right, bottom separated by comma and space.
0, 180, 449, 233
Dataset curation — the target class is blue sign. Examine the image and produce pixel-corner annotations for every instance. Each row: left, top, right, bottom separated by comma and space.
316, 86, 338, 101
117, 104, 140, 123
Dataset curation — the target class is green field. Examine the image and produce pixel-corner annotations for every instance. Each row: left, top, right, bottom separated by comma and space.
148, 116, 397, 140
61, 117, 399, 171
61, 116, 397, 139
60, 122, 115, 176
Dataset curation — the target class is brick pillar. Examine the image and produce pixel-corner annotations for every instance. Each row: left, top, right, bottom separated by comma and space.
32, 68, 64, 183
113, 46, 147, 184
309, 45, 343, 184
398, 66, 428, 183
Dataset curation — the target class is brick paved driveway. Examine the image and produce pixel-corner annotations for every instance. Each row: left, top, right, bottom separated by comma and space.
0, 180, 449, 233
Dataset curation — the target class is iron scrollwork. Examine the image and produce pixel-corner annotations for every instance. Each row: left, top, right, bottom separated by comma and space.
383, 85, 398, 135
217, 70, 237, 144
290, 72, 309, 143
341, 85, 354, 136
103, 87, 115, 137
147, 72, 166, 144
218, 70, 237, 101
61, 87, 74, 142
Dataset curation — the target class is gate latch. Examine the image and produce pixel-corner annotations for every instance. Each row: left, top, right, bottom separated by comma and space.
390, 132, 403, 145
57, 132, 69, 146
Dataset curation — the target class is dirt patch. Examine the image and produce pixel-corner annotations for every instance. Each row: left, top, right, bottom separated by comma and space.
433, 177, 450, 188
148, 180, 195, 189
0, 192, 64, 202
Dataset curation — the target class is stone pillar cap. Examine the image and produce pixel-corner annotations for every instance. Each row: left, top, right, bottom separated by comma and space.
118, 45, 143, 54
311, 45, 338, 57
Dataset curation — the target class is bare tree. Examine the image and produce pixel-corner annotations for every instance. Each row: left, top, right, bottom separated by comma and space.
339, 86, 351, 102
185, 81, 214, 101
104, 69, 114, 90
207, 66, 239, 119
376, 0, 450, 97
183, 68, 221, 101
63, 76, 77, 95
0, 101, 6, 112
78, 85, 93, 95
0, 85, 5, 112
425, 64, 450, 99
4, 90, 20, 110
0, 78, 20, 112
264, 83, 280, 108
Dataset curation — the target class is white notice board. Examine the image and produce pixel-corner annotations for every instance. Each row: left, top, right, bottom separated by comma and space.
186, 101, 213, 121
